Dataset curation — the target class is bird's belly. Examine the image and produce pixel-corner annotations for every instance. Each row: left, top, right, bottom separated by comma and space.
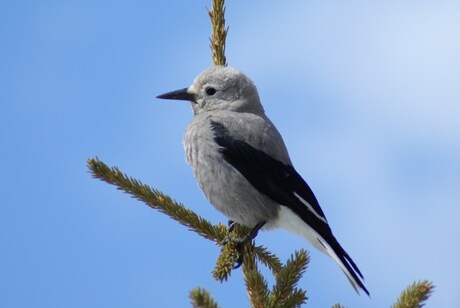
188, 144, 278, 227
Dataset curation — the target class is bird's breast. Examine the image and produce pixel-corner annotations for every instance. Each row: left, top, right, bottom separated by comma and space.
182, 116, 279, 226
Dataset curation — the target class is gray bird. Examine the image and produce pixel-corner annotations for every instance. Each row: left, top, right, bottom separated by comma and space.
157, 66, 369, 295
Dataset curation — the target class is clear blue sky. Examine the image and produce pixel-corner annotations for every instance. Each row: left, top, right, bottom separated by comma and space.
1, 1, 459, 307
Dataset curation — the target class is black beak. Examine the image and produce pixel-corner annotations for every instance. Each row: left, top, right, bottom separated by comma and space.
156, 87, 196, 102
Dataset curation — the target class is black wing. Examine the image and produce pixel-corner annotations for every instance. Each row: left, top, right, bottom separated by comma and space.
211, 120, 328, 228
211, 121, 369, 295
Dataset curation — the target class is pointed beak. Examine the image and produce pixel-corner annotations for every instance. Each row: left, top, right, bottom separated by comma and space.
156, 87, 196, 102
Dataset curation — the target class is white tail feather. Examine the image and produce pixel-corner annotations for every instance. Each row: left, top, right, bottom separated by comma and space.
275, 206, 362, 294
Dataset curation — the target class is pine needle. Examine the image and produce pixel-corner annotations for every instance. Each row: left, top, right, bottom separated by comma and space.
242, 244, 269, 308
212, 241, 240, 281
253, 245, 283, 275
269, 249, 309, 307
190, 287, 220, 308
391, 280, 434, 308
208, 0, 227, 66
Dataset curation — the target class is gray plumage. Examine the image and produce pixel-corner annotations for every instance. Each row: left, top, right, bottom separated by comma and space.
157, 66, 369, 295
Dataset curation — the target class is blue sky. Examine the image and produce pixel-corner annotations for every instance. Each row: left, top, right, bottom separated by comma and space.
1, 1, 459, 307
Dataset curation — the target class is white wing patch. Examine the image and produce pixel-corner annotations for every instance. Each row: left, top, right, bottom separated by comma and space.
293, 191, 328, 224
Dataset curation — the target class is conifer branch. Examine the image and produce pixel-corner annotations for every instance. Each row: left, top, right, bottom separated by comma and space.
278, 289, 308, 308
87, 157, 282, 283
213, 240, 242, 281
253, 245, 283, 275
331, 304, 348, 308
269, 250, 309, 308
391, 280, 434, 308
208, 0, 227, 66
87, 157, 226, 242
190, 287, 221, 308
242, 244, 270, 308
212, 241, 283, 282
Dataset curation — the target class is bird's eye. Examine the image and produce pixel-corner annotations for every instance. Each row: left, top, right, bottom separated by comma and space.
206, 87, 217, 95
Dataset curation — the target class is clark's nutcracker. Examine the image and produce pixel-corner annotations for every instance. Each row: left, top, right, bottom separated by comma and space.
157, 66, 369, 295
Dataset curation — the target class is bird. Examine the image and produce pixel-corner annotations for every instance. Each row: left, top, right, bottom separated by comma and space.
156, 66, 369, 295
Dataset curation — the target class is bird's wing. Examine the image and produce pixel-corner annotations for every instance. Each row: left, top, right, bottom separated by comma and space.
211, 120, 327, 225
210, 120, 369, 295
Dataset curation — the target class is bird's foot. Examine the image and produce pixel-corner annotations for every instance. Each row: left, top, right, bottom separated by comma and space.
221, 221, 266, 269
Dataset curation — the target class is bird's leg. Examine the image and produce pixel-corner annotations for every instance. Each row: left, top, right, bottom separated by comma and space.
240, 221, 266, 243
221, 220, 238, 245
227, 220, 236, 232
222, 220, 265, 245
230, 221, 266, 269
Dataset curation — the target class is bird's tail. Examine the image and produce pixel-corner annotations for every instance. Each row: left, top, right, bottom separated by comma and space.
316, 233, 370, 296
276, 206, 369, 296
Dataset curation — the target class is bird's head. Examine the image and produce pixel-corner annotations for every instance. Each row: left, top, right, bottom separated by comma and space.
157, 66, 264, 115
